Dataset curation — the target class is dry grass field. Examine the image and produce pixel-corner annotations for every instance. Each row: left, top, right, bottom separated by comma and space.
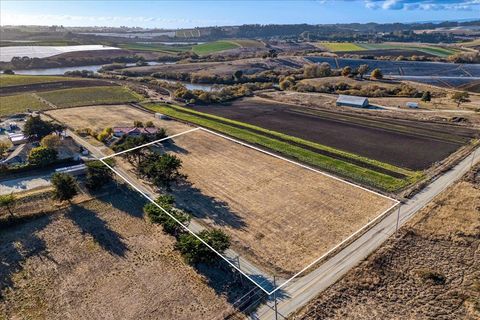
46, 104, 192, 136
46, 105, 395, 277
160, 130, 396, 276
258, 91, 480, 126
291, 166, 480, 320
122, 57, 305, 77
369, 92, 480, 112
0, 190, 234, 320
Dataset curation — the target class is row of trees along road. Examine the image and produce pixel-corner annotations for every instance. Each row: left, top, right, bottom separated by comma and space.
113, 132, 231, 264
143, 194, 231, 264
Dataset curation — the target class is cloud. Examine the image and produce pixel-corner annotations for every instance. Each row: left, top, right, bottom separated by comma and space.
364, 0, 480, 10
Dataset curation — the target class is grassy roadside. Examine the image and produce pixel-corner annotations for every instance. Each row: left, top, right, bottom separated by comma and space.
146, 103, 422, 192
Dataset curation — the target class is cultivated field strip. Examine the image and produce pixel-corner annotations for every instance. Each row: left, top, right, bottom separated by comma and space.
147, 104, 423, 191
189, 100, 477, 170
0, 79, 115, 96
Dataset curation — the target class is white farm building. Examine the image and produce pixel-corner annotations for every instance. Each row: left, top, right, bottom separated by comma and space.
336, 95, 369, 108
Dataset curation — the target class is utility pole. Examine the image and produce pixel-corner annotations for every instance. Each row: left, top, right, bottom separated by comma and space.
273, 275, 278, 320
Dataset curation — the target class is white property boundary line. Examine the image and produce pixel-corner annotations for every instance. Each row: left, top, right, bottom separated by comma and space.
101, 127, 200, 160
100, 126, 399, 295
198, 127, 396, 203
98, 157, 272, 295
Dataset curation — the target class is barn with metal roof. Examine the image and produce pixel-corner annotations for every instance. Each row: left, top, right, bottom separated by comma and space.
336, 95, 369, 108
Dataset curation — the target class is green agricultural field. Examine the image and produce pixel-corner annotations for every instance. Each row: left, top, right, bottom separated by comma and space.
146, 103, 421, 192
415, 46, 458, 57
192, 41, 240, 55
118, 43, 192, 53
316, 42, 458, 57
0, 93, 50, 116
0, 74, 79, 87
229, 39, 265, 48
38, 86, 141, 108
318, 42, 367, 52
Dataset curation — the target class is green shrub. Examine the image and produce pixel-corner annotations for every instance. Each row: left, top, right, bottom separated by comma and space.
143, 195, 190, 236
28, 146, 57, 166
176, 229, 230, 264
51, 172, 78, 202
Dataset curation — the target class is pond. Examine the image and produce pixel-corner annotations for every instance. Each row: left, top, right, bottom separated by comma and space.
0, 45, 119, 62
160, 78, 219, 91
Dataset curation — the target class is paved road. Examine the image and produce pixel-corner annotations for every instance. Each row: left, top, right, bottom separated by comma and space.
67, 129, 277, 293
0, 172, 51, 195
253, 146, 480, 319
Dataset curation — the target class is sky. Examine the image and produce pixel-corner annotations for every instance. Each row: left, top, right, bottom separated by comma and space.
1, 0, 479, 28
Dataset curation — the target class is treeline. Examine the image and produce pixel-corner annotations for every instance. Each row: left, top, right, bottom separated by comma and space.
293, 81, 423, 98
112, 131, 232, 265
234, 22, 478, 42
282, 63, 426, 98
121, 65, 295, 86
144, 194, 231, 265
148, 70, 281, 85
182, 21, 480, 43
174, 82, 273, 104
0, 54, 143, 70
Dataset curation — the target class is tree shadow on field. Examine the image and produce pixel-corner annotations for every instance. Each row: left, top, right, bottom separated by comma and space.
66, 204, 128, 257
160, 139, 189, 155
104, 183, 148, 219
171, 180, 247, 230
0, 215, 52, 298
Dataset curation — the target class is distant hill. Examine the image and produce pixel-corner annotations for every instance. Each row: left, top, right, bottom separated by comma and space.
1, 20, 479, 43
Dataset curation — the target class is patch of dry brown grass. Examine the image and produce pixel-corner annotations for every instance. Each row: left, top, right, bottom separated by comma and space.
159, 130, 394, 276
45, 104, 193, 136
291, 167, 480, 320
0, 191, 233, 320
